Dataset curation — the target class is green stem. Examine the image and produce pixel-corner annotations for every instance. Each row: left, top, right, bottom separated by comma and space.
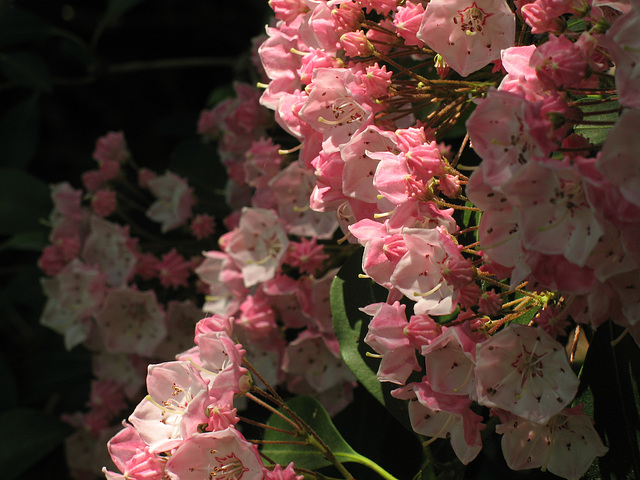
340, 453, 400, 480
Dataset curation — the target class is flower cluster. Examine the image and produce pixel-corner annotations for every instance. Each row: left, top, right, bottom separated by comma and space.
102, 315, 302, 480
38, 0, 640, 478
38, 132, 218, 477
249, 0, 639, 477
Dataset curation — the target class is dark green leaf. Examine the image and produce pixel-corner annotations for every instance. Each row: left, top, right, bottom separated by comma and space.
511, 305, 540, 325
574, 99, 620, 146
0, 167, 51, 235
0, 230, 48, 252
331, 248, 413, 431
0, 95, 41, 168
262, 395, 361, 471
580, 321, 640, 480
0, 52, 51, 92
0, 408, 72, 480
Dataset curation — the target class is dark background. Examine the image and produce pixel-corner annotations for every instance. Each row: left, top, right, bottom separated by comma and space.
0, 1, 269, 479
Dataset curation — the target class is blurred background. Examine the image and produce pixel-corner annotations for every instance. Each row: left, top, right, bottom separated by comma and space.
0, 1, 269, 478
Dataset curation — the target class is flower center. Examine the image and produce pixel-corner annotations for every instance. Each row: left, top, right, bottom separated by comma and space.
210, 453, 248, 480
457, 3, 492, 36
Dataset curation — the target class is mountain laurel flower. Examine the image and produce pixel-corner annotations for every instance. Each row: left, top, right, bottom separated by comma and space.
190, 213, 216, 240
219, 207, 290, 288
362, 301, 422, 385
496, 406, 608, 480
94, 287, 167, 356
145, 171, 196, 233
417, 0, 516, 77
475, 324, 579, 423
165, 428, 265, 480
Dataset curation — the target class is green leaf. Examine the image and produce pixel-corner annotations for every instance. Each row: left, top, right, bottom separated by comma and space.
0, 408, 72, 480
574, 99, 620, 146
580, 322, 640, 480
0, 52, 51, 92
331, 248, 413, 431
0, 230, 48, 251
262, 395, 360, 471
0, 94, 41, 168
0, 167, 50, 235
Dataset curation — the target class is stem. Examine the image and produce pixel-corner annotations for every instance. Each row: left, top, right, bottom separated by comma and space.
238, 416, 297, 436
306, 436, 355, 480
431, 198, 480, 211
341, 453, 400, 480
245, 392, 301, 432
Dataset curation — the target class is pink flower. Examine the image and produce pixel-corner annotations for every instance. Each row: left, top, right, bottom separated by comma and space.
145, 171, 195, 233
475, 324, 579, 423
417, 0, 516, 77
165, 428, 265, 480
394, 1, 426, 47
157, 248, 192, 290
129, 360, 209, 453
466, 89, 557, 187
91, 189, 117, 218
269, 161, 339, 239
298, 67, 374, 153
362, 301, 422, 385
93, 131, 129, 165
237, 288, 281, 349
94, 287, 166, 356
265, 462, 304, 480
269, 0, 309, 24
81, 216, 138, 287
496, 406, 608, 480
283, 330, 355, 396
422, 326, 478, 397
219, 207, 290, 288
103, 422, 165, 480
285, 237, 328, 275
40, 259, 107, 349
529, 34, 590, 90
137, 168, 156, 189
190, 213, 216, 240
604, 3, 640, 109
596, 108, 640, 208
340, 30, 373, 57
392, 379, 485, 464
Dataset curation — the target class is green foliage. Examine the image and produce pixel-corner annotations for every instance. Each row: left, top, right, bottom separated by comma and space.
330, 247, 414, 432
0, 408, 72, 480
574, 98, 620, 146
262, 395, 362, 471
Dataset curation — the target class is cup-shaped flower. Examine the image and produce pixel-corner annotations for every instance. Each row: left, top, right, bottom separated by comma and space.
475, 324, 579, 423
94, 287, 166, 356
417, 0, 515, 77
145, 171, 195, 233
362, 301, 421, 385
165, 428, 265, 480
219, 207, 290, 288
496, 406, 608, 480
128, 361, 209, 452
422, 325, 477, 398
392, 379, 484, 464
